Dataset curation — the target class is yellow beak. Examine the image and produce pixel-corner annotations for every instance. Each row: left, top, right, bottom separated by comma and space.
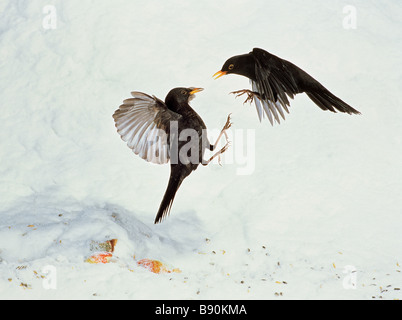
189, 87, 204, 95
213, 70, 227, 80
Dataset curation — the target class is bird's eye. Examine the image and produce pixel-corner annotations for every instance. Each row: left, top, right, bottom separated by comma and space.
228, 64, 234, 70
181, 90, 187, 95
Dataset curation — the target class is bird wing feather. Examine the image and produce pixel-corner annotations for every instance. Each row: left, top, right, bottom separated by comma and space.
251, 48, 360, 122
113, 92, 182, 164
251, 48, 300, 125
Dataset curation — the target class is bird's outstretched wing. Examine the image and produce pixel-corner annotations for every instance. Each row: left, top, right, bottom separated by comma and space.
251, 48, 299, 125
251, 48, 360, 125
113, 92, 182, 164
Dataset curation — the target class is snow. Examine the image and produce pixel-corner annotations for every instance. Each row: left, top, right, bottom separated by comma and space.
0, 0, 401, 300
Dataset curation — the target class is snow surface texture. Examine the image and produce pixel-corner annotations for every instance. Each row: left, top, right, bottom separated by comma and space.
0, 0, 401, 300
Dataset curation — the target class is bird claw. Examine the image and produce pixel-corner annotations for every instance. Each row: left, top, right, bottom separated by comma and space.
218, 141, 231, 167
223, 113, 233, 131
203, 116, 232, 167
231, 90, 255, 104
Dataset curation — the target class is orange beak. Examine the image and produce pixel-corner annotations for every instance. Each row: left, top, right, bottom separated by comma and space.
213, 70, 227, 80
189, 87, 204, 95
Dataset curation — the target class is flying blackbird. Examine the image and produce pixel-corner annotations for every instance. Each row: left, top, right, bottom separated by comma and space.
113, 87, 232, 224
214, 48, 360, 125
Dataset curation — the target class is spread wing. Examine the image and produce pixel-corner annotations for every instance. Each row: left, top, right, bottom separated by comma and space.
251, 48, 299, 125
251, 48, 360, 125
113, 92, 182, 164
251, 80, 291, 125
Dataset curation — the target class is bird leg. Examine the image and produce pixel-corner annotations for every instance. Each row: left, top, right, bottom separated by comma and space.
203, 141, 231, 166
211, 113, 232, 151
203, 114, 232, 166
231, 89, 261, 105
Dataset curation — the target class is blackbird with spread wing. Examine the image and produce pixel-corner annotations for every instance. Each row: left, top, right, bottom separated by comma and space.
113, 87, 231, 224
214, 48, 360, 125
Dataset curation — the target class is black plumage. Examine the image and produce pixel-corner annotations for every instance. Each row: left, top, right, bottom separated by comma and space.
214, 48, 360, 125
113, 87, 231, 224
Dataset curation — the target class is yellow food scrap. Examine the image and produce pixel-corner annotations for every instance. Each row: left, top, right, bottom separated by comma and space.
137, 259, 181, 274
85, 253, 113, 264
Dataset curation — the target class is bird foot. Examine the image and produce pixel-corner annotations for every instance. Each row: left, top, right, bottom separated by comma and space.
222, 113, 233, 132
217, 114, 232, 165
217, 141, 231, 166
231, 90, 256, 104
202, 114, 232, 166
203, 140, 231, 167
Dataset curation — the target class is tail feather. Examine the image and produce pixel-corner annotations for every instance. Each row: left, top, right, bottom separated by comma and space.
155, 174, 183, 224
306, 88, 360, 115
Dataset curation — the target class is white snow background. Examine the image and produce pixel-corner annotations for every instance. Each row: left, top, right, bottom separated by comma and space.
0, 0, 401, 300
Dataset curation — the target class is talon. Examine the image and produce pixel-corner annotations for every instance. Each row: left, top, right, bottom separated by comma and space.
231, 90, 255, 105
218, 155, 222, 166
223, 113, 233, 130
